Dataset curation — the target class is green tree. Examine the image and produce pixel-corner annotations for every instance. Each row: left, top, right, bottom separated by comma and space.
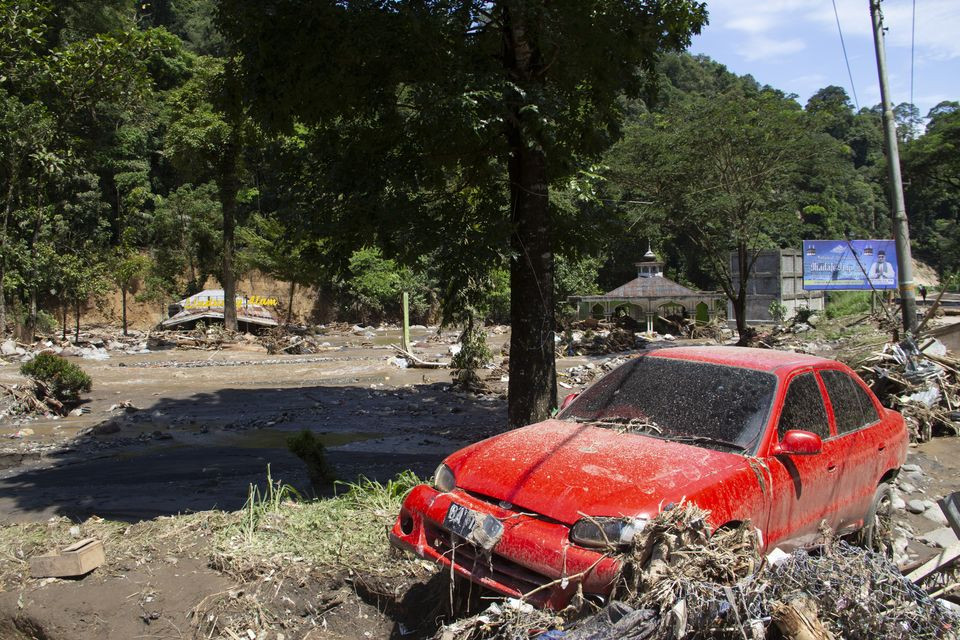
609, 88, 824, 338
239, 212, 325, 322
109, 249, 150, 335
165, 56, 256, 331
219, 0, 707, 427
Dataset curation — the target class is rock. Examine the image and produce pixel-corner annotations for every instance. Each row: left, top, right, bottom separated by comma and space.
906, 499, 927, 514
903, 471, 925, 485
920, 527, 959, 549
898, 481, 917, 494
448, 344, 462, 356
11, 428, 34, 438
793, 323, 811, 333
806, 314, 821, 327
1, 339, 17, 355
891, 491, 906, 511
91, 420, 121, 436
922, 506, 949, 527
69, 408, 84, 417
59, 347, 77, 357
901, 463, 922, 473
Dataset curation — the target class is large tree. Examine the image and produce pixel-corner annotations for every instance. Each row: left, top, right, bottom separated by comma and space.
219, 0, 707, 427
607, 88, 831, 337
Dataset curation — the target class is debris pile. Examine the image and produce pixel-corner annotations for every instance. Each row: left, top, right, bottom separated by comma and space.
0, 382, 63, 419
559, 356, 631, 388
848, 337, 959, 441
560, 328, 647, 356
1, 331, 149, 363
434, 503, 959, 640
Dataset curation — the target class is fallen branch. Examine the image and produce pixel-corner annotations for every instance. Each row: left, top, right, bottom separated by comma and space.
390, 344, 447, 369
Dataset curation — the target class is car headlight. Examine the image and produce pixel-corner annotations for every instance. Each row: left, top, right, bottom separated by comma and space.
433, 463, 456, 493
569, 516, 647, 548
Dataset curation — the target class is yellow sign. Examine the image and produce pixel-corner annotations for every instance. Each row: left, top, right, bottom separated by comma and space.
183, 296, 279, 310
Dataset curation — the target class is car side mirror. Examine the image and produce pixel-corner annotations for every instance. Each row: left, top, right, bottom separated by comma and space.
560, 393, 579, 411
773, 430, 823, 456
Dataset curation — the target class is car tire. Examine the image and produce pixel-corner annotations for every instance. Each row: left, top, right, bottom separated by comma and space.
856, 482, 893, 556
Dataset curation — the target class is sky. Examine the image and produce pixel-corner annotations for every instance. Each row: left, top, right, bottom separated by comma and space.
688, 0, 959, 119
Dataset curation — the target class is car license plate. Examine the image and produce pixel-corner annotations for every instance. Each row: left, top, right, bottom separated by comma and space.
443, 502, 504, 551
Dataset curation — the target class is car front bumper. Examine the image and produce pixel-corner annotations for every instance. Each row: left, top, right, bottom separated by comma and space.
389, 484, 621, 610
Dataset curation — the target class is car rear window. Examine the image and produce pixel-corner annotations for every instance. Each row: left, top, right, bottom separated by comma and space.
820, 370, 881, 435
561, 355, 777, 453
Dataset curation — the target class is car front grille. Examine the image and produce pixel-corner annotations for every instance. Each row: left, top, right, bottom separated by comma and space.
424, 522, 550, 597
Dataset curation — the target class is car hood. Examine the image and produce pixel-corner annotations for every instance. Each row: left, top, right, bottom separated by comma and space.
447, 419, 748, 525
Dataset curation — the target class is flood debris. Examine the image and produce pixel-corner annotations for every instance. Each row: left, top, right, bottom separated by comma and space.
847, 337, 960, 441
433, 503, 960, 640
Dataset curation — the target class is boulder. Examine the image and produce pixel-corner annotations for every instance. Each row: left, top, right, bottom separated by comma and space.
1, 339, 17, 355
906, 499, 927, 514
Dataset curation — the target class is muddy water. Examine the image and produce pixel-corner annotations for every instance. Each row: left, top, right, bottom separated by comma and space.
0, 327, 511, 522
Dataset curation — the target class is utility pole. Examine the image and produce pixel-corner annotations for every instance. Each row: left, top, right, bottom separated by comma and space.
870, 0, 918, 333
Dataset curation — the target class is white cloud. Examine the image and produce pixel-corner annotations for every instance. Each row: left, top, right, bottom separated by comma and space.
808, 0, 960, 60
725, 14, 777, 34
737, 36, 807, 61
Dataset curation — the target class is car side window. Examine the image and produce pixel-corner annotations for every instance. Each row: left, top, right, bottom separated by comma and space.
777, 373, 830, 440
820, 370, 880, 434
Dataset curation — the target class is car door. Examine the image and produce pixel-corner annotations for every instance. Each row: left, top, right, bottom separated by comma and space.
817, 368, 884, 532
762, 370, 845, 549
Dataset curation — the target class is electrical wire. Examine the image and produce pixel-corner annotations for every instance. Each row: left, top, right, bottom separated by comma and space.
832, 0, 861, 110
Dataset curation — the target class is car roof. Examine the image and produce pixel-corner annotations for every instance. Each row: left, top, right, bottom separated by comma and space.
648, 345, 834, 374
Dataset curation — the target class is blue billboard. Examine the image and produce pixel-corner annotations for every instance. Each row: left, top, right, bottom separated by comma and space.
802, 240, 898, 290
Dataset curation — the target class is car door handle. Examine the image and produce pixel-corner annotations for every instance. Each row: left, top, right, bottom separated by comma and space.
827, 463, 838, 473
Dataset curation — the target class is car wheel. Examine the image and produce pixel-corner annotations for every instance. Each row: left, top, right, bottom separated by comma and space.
856, 482, 893, 556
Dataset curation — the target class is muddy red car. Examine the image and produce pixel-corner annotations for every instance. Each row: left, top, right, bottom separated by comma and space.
390, 346, 908, 609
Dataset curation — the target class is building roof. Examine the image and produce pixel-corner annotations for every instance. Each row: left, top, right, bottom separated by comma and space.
600, 276, 701, 299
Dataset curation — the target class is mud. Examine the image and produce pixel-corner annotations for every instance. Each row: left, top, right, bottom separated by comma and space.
0, 326, 512, 523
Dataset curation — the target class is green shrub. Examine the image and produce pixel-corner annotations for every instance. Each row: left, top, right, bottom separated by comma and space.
20, 353, 92, 402
286, 430, 337, 492
452, 321, 492, 388
768, 300, 787, 325
825, 291, 872, 319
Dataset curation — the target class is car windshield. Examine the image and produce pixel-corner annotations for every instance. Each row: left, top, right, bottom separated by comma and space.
560, 355, 777, 454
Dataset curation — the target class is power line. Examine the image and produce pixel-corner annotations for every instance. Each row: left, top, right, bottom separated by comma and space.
832, 0, 860, 110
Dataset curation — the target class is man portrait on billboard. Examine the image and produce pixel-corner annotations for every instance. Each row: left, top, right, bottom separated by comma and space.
867, 249, 895, 285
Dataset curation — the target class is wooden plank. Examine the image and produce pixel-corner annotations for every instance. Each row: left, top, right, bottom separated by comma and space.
29, 538, 105, 578
907, 543, 960, 583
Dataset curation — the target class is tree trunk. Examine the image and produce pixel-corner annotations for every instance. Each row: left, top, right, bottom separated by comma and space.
62, 299, 68, 341
121, 285, 128, 336
0, 176, 13, 338
287, 280, 296, 324
218, 133, 240, 333
0, 263, 5, 338
502, 4, 556, 428
75, 299, 81, 342
24, 207, 42, 342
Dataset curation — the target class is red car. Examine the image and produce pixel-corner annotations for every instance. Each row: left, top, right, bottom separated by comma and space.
389, 346, 908, 609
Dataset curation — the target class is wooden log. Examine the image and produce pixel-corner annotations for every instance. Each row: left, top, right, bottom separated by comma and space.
390, 344, 447, 369
771, 596, 835, 640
